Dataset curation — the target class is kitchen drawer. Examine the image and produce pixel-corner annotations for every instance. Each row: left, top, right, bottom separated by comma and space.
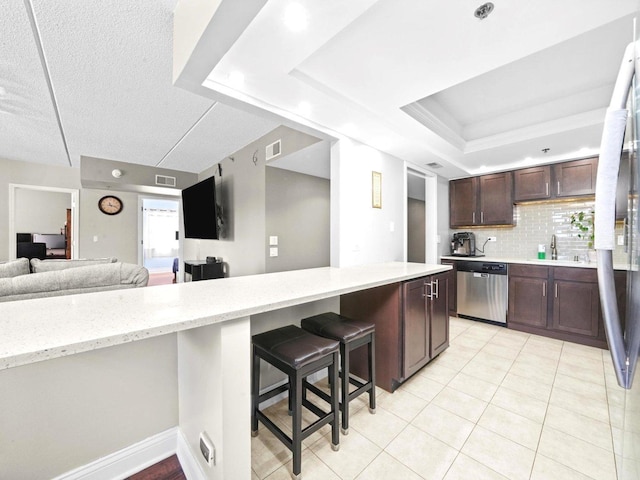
553, 266, 597, 282
510, 264, 548, 279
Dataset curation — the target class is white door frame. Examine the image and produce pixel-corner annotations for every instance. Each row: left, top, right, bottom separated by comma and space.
9, 184, 79, 260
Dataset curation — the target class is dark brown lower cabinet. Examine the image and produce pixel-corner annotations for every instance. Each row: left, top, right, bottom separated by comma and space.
440, 259, 457, 317
341, 271, 450, 392
508, 264, 625, 348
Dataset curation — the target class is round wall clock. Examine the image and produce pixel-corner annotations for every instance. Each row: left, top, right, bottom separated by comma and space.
98, 195, 123, 215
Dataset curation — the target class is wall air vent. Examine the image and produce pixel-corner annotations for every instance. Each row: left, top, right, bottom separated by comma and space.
155, 174, 177, 187
266, 139, 282, 161
426, 162, 443, 169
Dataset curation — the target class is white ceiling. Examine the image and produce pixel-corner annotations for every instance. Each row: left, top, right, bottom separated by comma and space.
199, 0, 640, 178
0, 0, 281, 173
2, 1, 639, 180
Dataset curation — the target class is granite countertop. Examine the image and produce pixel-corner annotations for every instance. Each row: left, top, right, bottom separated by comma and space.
441, 255, 628, 270
0, 262, 450, 371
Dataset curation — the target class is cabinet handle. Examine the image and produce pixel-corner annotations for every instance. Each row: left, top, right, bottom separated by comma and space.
542, 283, 546, 297
472, 212, 476, 224
557, 181, 560, 195
433, 279, 439, 299
481, 211, 484, 224
425, 282, 433, 299
545, 182, 549, 196
555, 284, 558, 298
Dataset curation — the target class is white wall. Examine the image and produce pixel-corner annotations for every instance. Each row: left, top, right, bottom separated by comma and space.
330, 138, 405, 267
265, 167, 330, 273
0, 334, 178, 479
15, 188, 70, 234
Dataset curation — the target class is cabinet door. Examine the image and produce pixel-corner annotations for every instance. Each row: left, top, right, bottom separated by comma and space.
508, 275, 548, 328
403, 278, 430, 378
479, 172, 514, 225
430, 271, 450, 358
554, 158, 598, 197
552, 280, 600, 337
514, 166, 551, 202
450, 177, 478, 227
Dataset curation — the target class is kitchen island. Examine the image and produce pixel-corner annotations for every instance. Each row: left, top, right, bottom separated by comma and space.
0, 262, 450, 479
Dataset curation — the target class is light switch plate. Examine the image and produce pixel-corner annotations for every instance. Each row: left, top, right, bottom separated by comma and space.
269, 236, 278, 246
270, 247, 278, 257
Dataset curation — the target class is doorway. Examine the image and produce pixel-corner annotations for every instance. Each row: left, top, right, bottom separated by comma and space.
8, 184, 79, 260
138, 197, 179, 286
407, 170, 426, 263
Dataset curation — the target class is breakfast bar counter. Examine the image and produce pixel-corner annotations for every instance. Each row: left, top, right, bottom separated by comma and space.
0, 261, 450, 479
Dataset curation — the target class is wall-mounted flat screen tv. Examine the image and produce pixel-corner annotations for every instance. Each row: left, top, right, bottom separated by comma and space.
182, 176, 219, 239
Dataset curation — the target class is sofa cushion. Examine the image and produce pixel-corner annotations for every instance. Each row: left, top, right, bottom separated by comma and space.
30, 257, 117, 273
0, 258, 30, 278
0, 262, 149, 302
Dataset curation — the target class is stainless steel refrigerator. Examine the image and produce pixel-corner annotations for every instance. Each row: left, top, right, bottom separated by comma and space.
596, 37, 640, 479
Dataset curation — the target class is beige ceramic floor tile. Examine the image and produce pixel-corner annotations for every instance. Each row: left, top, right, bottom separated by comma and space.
310, 429, 381, 480
377, 388, 429, 422
411, 403, 474, 450
432, 386, 488, 423
460, 359, 509, 385
530, 454, 594, 480
544, 404, 614, 451
553, 372, 607, 402
252, 425, 294, 479
537, 426, 617, 480
354, 451, 423, 480
557, 358, 606, 385
350, 405, 407, 449
418, 362, 459, 385
520, 342, 562, 361
385, 424, 458, 479
461, 425, 535, 480
453, 333, 489, 350
252, 469, 260, 480
514, 351, 560, 371
500, 371, 553, 403
264, 449, 340, 480
481, 342, 522, 361
490, 332, 529, 349
478, 404, 543, 450
448, 371, 499, 402
443, 453, 510, 480
508, 360, 557, 386
490, 386, 548, 423
562, 341, 604, 360
401, 372, 446, 402
548, 386, 610, 423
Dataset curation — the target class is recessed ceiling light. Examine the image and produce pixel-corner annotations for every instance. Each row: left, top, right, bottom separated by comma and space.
284, 3, 308, 32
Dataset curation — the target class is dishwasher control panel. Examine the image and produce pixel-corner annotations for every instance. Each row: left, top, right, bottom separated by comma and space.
456, 261, 508, 275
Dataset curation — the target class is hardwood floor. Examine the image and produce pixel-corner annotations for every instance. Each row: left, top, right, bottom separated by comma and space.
126, 455, 185, 480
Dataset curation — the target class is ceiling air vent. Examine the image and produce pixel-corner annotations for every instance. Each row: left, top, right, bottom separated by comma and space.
155, 174, 176, 187
426, 162, 443, 169
266, 139, 282, 161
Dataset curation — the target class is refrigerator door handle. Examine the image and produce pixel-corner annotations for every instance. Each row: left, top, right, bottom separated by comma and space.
595, 40, 636, 389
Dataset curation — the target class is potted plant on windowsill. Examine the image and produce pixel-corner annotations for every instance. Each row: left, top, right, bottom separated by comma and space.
570, 210, 596, 262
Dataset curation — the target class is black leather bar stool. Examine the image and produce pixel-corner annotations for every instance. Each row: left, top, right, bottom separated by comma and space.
301, 312, 376, 435
252, 325, 340, 480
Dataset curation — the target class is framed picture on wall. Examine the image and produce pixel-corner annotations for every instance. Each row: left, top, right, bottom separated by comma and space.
372, 171, 382, 209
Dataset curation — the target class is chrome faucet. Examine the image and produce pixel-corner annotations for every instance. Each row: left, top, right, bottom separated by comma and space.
550, 234, 558, 260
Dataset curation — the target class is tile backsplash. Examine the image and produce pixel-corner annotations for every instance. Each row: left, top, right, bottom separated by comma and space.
451, 200, 626, 264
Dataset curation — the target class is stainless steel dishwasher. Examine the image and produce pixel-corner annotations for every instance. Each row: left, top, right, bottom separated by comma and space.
456, 261, 508, 324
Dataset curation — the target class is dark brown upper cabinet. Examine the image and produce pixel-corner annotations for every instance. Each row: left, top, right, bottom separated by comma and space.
450, 172, 513, 228
554, 157, 598, 198
514, 166, 551, 202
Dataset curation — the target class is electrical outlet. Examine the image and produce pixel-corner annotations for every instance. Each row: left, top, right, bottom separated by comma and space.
487, 236, 497, 242
199, 432, 215, 466
618, 235, 625, 246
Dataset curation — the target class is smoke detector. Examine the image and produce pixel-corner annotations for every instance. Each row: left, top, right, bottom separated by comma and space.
474, 2, 494, 19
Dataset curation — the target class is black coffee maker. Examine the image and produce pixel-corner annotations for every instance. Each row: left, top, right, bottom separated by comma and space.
451, 232, 476, 256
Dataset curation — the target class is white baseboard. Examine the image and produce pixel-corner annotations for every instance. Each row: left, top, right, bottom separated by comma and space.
52, 427, 206, 480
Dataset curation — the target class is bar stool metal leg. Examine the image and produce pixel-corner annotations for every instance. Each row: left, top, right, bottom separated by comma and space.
368, 334, 376, 413
340, 342, 350, 434
330, 351, 340, 450
251, 345, 260, 436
